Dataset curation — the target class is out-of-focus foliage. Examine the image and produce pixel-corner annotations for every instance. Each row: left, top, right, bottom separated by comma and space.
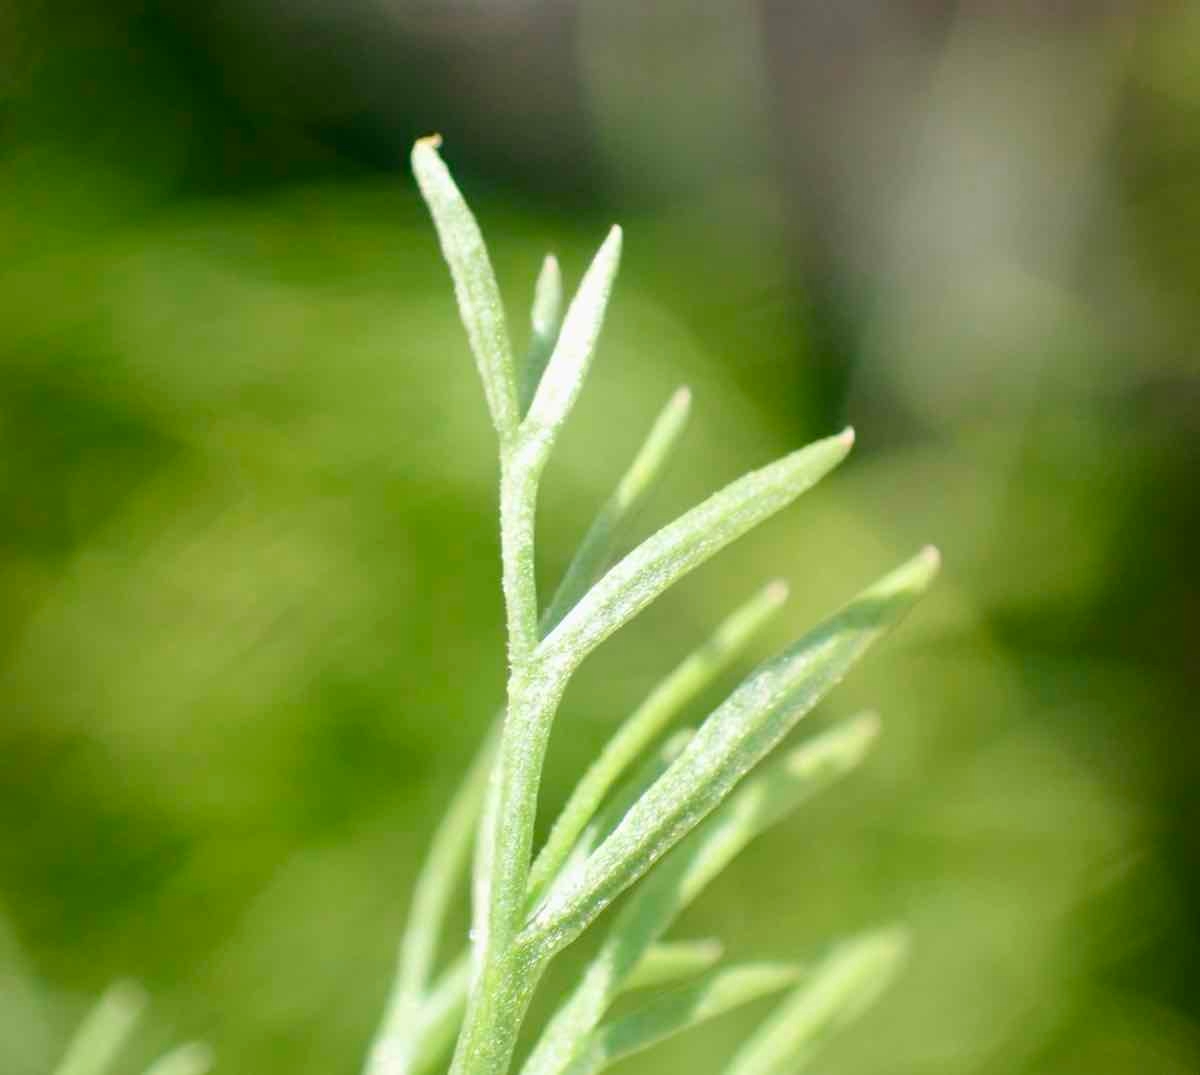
0, 3, 1196, 1074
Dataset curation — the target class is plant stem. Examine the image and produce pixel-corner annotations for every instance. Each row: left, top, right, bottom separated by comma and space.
450, 433, 562, 1075
499, 440, 543, 666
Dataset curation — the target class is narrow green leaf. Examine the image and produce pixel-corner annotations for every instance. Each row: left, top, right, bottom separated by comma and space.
395, 733, 694, 1075
541, 386, 693, 635
519, 715, 880, 1075
545, 727, 695, 898
621, 939, 725, 993
142, 1043, 213, 1075
403, 734, 493, 990
411, 136, 519, 441
408, 938, 725, 1075
53, 982, 146, 1075
539, 431, 856, 676
467, 731, 503, 969
564, 964, 802, 1075
722, 930, 908, 1075
520, 255, 564, 414
365, 728, 496, 1075
526, 549, 938, 957
523, 226, 622, 449
528, 579, 786, 902
392, 389, 688, 1071
407, 956, 471, 1075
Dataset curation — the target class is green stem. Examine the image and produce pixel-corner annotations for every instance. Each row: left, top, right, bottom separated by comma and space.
450, 433, 563, 1075
499, 442, 544, 667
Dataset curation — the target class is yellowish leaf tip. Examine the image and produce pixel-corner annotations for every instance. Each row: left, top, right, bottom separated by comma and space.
696, 938, 725, 958
107, 980, 148, 1010
171, 1042, 216, 1071
416, 133, 443, 151
765, 579, 790, 604
839, 426, 856, 447
862, 924, 910, 966
901, 544, 941, 592
852, 709, 882, 739
830, 711, 882, 761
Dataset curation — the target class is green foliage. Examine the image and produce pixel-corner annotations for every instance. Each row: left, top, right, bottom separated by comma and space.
3, 15, 1194, 1071
367, 139, 939, 1075
51, 983, 212, 1075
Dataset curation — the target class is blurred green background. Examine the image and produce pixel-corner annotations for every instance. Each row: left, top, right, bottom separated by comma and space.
1, 2, 1197, 1072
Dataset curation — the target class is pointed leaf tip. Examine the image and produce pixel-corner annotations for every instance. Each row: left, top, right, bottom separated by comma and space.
144, 1042, 216, 1075
532, 255, 563, 334
785, 711, 881, 782
543, 428, 855, 670
861, 925, 910, 963
622, 938, 726, 993
567, 963, 801, 1075
527, 549, 932, 956
854, 709, 882, 742
721, 927, 909, 1075
664, 386, 692, 426
411, 135, 519, 440
53, 981, 147, 1075
523, 225, 624, 444
520, 253, 567, 414
540, 382, 695, 633
894, 545, 941, 592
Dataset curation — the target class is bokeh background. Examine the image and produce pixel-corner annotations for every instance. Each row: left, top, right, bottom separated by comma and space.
2, 2, 1198, 1073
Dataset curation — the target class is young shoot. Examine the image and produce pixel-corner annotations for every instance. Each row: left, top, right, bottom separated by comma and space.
365, 136, 938, 1075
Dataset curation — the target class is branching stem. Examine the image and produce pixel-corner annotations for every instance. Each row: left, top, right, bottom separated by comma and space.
404, 138, 933, 1075
450, 430, 562, 1075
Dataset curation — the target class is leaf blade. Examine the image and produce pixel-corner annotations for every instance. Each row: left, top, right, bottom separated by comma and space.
142, 1044, 214, 1075
364, 729, 496, 1075
564, 964, 802, 1075
540, 386, 692, 635
539, 431, 855, 675
528, 578, 786, 902
520, 254, 564, 414
394, 731, 697, 1075
621, 939, 725, 993
523, 226, 623, 448
411, 136, 518, 440
519, 714, 880, 1075
721, 930, 909, 1075
53, 982, 146, 1075
542, 728, 696, 904
527, 549, 937, 956
406, 956, 471, 1075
